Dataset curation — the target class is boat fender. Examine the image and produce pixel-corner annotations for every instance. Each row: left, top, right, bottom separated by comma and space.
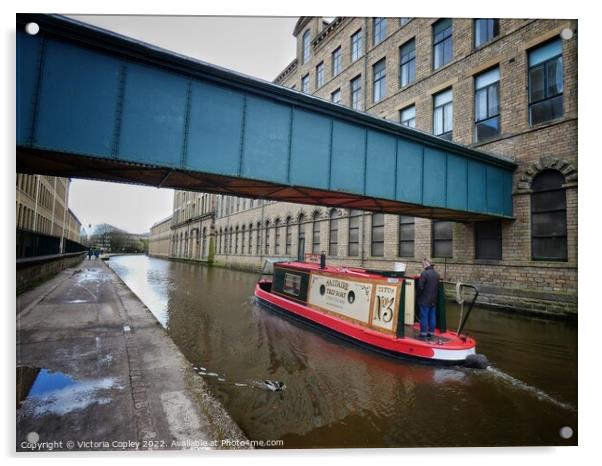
464, 353, 489, 369
264, 380, 285, 391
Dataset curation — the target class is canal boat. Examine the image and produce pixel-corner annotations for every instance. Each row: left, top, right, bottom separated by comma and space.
255, 256, 481, 366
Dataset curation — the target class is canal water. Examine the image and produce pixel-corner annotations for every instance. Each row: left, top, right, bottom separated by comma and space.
109, 255, 577, 448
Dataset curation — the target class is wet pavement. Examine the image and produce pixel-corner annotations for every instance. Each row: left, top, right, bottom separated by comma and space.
16, 260, 247, 451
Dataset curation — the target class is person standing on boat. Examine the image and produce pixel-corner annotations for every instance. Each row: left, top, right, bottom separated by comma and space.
416, 258, 440, 340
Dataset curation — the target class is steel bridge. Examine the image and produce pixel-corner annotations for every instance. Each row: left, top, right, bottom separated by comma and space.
16, 14, 517, 222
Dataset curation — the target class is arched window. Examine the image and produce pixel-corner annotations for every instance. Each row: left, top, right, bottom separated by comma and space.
329, 210, 339, 256
241, 225, 246, 254
256, 222, 262, 255
235, 226, 239, 254
229, 227, 233, 254
265, 220, 271, 255
285, 217, 292, 255
312, 212, 321, 254
274, 219, 281, 255
531, 169, 567, 261
298, 214, 306, 258
202, 227, 207, 257
218, 229, 222, 254
248, 224, 253, 255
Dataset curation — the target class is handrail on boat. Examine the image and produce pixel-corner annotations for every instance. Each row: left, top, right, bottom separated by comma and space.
442, 281, 479, 336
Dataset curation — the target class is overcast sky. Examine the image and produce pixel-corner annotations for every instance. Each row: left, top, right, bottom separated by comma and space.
67, 15, 298, 235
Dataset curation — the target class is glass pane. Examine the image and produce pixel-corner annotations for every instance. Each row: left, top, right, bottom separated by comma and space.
529, 65, 545, 103
532, 211, 567, 236
443, 38, 453, 65
433, 221, 453, 239
434, 107, 443, 134
372, 226, 384, 242
476, 117, 500, 141
475, 19, 486, 47
349, 243, 359, 256
529, 39, 562, 67
531, 190, 566, 211
434, 240, 452, 258
532, 170, 565, 191
349, 229, 359, 243
530, 95, 563, 125
434, 44, 442, 68
399, 241, 414, 257
372, 242, 384, 257
475, 88, 488, 121
488, 84, 499, 117
546, 56, 564, 96
532, 237, 567, 261
476, 238, 502, 260
400, 223, 414, 240
443, 103, 453, 133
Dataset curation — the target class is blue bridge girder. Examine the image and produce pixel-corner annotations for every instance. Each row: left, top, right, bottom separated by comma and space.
16, 14, 517, 222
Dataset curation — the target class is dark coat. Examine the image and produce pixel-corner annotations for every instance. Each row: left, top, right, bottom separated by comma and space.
416, 266, 440, 307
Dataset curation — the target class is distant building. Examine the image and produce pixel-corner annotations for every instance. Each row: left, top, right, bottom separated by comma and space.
149, 17, 577, 316
149, 215, 172, 258
16, 174, 82, 249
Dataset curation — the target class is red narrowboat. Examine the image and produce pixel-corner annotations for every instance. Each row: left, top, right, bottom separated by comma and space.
255, 256, 483, 366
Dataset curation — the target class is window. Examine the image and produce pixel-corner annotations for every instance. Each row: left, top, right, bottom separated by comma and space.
298, 214, 306, 257
302, 29, 311, 64
265, 221, 270, 255
332, 47, 342, 76
351, 76, 362, 110
351, 30, 362, 62
316, 62, 324, 88
531, 170, 567, 261
348, 210, 361, 256
400, 105, 416, 128
312, 213, 321, 254
475, 67, 500, 142
373, 59, 386, 103
433, 19, 453, 69
285, 217, 292, 255
433, 88, 453, 140
248, 224, 253, 254
331, 88, 342, 104
398, 216, 415, 257
474, 19, 499, 48
235, 226, 239, 254
256, 222, 261, 255
400, 18, 411, 27
241, 225, 245, 255
373, 17, 387, 45
529, 39, 564, 125
229, 227, 233, 254
432, 220, 453, 258
275, 219, 281, 255
301, 74, 310, 93
329, 211, 339, 256
371, 213, 385, 256
475, 221, 502, 260
399, 39, 416, 87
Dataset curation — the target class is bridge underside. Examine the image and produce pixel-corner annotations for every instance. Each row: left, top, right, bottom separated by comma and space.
16, 14, 517, 223
18, 147, 497, 222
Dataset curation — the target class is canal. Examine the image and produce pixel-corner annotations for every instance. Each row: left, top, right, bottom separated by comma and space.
108, 255, 577, 448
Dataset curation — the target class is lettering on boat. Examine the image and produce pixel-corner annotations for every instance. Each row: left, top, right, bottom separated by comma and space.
308, 275, 373, 323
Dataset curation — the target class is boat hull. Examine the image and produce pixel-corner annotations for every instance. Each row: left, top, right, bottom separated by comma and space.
255, 282, 476, 366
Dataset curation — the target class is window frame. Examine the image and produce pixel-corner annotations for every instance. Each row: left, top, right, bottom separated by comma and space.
351, 29, 363, 62
474, 19, 499, 48
348, 210, 361, 257
432, 220, 453, 258
528, 41, 564, 126
398, 216, 415, 257
316, 62, 324, 88
331, 88, 342, 104
373, 17, 387, 46
373, 58, 387, 103
351, 75, 362, 110
474, 67, 501, 142
302, 29, 311, 64
400, 104, 416, 128
433, 19, 453, 70
433, 88, 453, 140
399, 39, 416, 88
332, 47, 342, 77
475, 221, 502, 260
371, 213, 385, 257
301, 74, 310, 94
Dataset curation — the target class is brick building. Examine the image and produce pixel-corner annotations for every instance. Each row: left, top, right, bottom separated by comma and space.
16, 174, 82, 246
152, 17, 577, 316
148, 215, 173, 258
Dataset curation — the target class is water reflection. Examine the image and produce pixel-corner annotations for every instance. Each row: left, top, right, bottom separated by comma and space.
109, 255, 577, 447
